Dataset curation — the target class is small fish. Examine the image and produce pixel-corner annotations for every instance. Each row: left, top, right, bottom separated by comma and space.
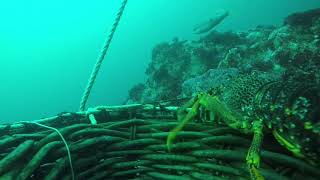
193, 10, 229, 34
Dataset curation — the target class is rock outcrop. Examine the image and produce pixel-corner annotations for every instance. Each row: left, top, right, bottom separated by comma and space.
127, 8, 320, 104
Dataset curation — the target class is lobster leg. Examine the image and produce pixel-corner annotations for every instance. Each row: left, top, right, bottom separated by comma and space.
246, 120, 265, 180
166, 94, 203, 152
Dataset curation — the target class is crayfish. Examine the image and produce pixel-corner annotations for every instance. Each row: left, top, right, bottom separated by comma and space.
166, 71, 320, 180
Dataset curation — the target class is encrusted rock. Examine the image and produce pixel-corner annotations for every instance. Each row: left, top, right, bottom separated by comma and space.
284, 8, 320, 27
180, 68, 239, 97
127, 8, 320, 104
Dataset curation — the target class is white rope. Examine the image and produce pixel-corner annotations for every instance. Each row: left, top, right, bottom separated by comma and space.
79, 0, 129, 111
21, 121, 75, 180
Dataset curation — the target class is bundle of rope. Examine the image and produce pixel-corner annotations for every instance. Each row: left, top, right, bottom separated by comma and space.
0, 104, 318, 180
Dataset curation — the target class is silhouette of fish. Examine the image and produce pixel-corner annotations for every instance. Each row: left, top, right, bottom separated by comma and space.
193, 10, 229, 34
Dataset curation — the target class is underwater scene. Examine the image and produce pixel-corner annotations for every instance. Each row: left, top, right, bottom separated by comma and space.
0, 0, 320, 179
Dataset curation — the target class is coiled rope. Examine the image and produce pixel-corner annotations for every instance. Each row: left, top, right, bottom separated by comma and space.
80, 0, 129, 111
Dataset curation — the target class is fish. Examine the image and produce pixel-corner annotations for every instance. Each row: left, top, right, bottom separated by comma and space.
193, 10, 229, 34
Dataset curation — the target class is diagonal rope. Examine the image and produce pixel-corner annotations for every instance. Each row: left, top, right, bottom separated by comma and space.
80, 0, 129, 111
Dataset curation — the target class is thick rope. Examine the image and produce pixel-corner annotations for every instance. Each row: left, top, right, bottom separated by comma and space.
79, 0, 129, 111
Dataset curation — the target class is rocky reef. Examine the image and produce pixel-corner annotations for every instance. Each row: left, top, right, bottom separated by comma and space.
127, 8, 320, 104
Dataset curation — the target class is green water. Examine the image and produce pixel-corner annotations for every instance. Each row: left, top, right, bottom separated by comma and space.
0, 0, 319, 123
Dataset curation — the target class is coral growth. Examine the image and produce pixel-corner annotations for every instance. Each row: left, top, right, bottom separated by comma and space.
181, 68, 239, 97
127, 8, 320, 105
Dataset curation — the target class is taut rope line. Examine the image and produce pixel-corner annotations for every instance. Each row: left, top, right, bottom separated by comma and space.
80, 0, 128, 111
